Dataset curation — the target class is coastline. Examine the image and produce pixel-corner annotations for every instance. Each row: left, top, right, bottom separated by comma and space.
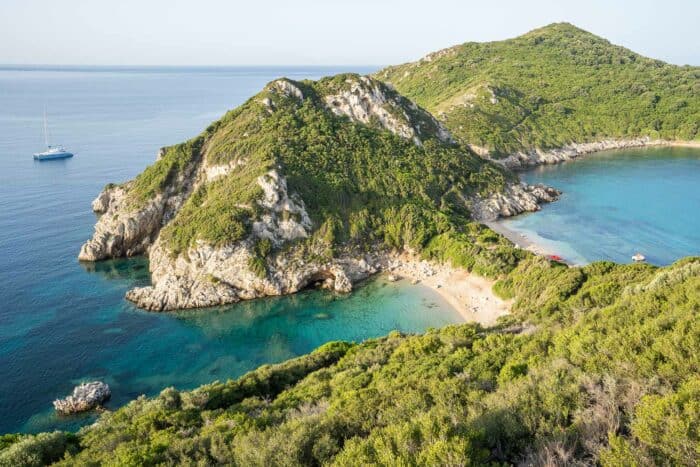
487, 138, 700, 170
383, 253, 510, 326
664, 140, 700, 149
485, 220, 556, 258
486, 217, 584, 267
480, 139, 700, 265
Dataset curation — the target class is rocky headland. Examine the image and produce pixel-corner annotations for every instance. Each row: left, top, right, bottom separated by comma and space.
467, 182, 560, 221
80, 74, 555, 311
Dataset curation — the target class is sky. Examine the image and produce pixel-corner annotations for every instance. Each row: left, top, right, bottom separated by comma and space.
0, 0, 698, 66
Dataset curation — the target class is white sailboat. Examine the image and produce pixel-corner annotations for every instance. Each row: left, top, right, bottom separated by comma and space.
33, 108, 73, 160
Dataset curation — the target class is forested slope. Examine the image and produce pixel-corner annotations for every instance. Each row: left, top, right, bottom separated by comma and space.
377, 23, 700, 157
3, 256, 698, 465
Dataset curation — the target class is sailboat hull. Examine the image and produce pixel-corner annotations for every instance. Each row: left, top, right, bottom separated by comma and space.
33, 151, 73, 160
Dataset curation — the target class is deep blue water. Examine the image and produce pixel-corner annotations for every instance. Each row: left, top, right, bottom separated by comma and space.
0, 66, 464, 434
500, 147, 700, 265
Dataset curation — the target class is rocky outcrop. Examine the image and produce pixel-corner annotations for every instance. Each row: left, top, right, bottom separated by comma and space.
78, 186, 166, 261
125, 241, 379, 311
488, 137, 665, 170
53, 381, 111, 414
272, 79, 304, 101
253, 170, 312, 246
324, 76, 453, 145
468, 183, 561, 221
79, 146, 203, 261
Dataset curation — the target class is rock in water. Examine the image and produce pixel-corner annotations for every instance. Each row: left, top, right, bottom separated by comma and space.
53, 381, 111, 414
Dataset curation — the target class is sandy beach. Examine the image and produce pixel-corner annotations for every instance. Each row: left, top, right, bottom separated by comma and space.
484, 220, 584, 266
485, 221, 554, 256
383, 253, 511, 326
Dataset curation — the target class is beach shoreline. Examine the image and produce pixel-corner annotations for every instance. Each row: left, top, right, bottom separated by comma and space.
483, 142, 700, 266
485, 220, 583, 266
382, 253, 511, 326
485, 221, 554, 256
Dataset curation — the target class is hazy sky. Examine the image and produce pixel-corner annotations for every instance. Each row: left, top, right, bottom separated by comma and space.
1, 0, 698, 66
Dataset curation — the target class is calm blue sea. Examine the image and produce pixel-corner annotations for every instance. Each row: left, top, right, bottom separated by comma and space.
500, 147, 700, 265
0, 66, 464, 434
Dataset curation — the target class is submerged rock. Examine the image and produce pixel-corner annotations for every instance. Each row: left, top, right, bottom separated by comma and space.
53, 381, 111, 414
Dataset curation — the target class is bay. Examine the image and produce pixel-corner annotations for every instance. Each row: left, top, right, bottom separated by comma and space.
0, 66, 463, 434
500, 147, 700, 265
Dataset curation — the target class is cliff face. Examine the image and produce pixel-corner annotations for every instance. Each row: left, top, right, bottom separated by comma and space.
123, 166, 380, 311
78, 151, 200, 261
80, 74, 554, 311
78, 185, 160, 261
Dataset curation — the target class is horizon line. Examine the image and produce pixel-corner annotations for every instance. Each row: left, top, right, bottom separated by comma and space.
0, 63, 384, 69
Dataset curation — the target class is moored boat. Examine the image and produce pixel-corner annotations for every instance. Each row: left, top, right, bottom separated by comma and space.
34, 145, 74, 160
632, 253, 646, 262
33, 108, 73, 160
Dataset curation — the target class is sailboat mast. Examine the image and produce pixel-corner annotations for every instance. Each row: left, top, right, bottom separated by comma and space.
43, 107, 49, 148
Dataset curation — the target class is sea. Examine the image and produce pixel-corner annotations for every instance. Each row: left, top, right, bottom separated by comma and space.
0, 66, 464, 434
500, 147, 700, 265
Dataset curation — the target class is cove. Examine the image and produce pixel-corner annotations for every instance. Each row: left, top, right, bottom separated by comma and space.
0, 66, 466, 435
4, 259, 461, 435
499, 147, 700, 265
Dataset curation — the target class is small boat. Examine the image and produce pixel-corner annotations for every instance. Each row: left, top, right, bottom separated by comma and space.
34, 145, 74, 160
33, 109, 73, 161
632, 253, 646, 262
548, 254, 564, 262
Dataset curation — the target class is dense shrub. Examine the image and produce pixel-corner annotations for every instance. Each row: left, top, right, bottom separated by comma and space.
9, 258, 697, 465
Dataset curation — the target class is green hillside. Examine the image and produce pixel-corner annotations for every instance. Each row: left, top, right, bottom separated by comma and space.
377, 23, 700, 156
3, 257, 698, 465
90, 72, 529, 310
148, 74, 512, 258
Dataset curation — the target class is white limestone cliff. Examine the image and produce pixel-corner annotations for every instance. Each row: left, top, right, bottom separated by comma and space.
484, 137, 668, 170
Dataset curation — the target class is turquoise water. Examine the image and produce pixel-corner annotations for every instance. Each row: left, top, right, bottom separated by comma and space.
0, 66, 462, 434
500, 147, 700, 265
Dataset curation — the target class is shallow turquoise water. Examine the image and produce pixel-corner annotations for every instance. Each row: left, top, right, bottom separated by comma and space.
18, 269, 459, 434
0, 66, 462, 434
500, 147, 700, 265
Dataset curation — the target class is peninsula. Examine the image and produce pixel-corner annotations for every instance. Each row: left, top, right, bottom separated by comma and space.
78, 24, 697, 314
78, 74, 555, 311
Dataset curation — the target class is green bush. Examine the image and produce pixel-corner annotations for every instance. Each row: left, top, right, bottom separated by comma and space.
0, 431, 78, 467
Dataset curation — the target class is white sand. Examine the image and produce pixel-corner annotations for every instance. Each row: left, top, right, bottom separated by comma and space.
383, 253, 510, 326
485, 220, 583, 266
485, 221, 554, 257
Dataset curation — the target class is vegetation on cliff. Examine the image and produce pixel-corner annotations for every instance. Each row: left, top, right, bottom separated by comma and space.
377, 23, 700, 156
122, 73, 519, 271
3, 256, 698, 465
